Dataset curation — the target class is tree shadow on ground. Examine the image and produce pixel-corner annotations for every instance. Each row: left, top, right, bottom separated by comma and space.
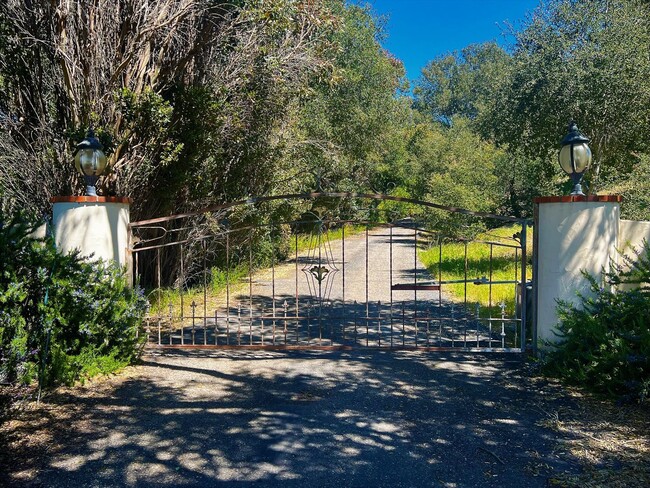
149, 294, 519, 349
2, 350, 603, 487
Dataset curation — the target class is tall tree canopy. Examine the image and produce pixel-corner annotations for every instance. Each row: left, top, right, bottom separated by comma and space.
2, 0, 649, 227
411, 0, 650, 218
483, 0, 650, 191
414, 42, 510, 126
0, 0, 341, 218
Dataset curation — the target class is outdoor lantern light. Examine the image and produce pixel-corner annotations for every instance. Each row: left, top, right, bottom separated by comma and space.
74, 128, 107, 196
559, 121, 592, 196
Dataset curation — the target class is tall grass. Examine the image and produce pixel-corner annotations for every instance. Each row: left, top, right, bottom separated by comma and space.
147, 264, 249, 317
419, 225, 532, 317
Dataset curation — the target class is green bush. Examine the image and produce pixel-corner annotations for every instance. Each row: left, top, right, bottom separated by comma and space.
543, 242, 650, 402
0, 212, 148, 387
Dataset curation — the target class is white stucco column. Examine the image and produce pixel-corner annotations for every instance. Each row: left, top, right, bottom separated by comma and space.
51, 196, 132, 272
533, 195, 621, 348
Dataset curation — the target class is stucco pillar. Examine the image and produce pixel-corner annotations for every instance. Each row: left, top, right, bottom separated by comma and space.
51, 196, 132, 274
533, 195, 621, 348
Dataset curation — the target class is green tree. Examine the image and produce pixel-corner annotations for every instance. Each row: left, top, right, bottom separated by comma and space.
414, 42, 511, 126
417, 119, 504, 235
412, 43, 544, 219
483, 0, 650, 194
0, 0, 234, 216
375, 115, 507, 236
0, 0, 339, 219
603, 154, 650, 220
292, 3, 408, 195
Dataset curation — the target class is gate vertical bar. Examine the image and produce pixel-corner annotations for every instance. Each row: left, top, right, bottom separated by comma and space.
156, 249, 161, 346
438, 240, 443, 346
272, 303, 277, 345
214, 310, 219, 345
318, 223, 323, 345
156, 248, 161, 306
226, 233, 230, 345
284, 301, 288, 345
532, 207, 539, 355
157, 307, 162, 345
451, 303, 455, 347
272, 230, 276, 345
520, 220, 528, 351
203, 242, 207, 346
515, 246, 519, 348
489, 244, 494, 312
180, 244, 185, 326
501, 302, 506, 348
306, 302, 311, 344
191, 301, 196, 345
389, 225, 393, 347
464, 242, 468, 348
413, 226, 418, 347
514, 246, 519, 348
342, 225, 346, 342
365, 224, 369, 347
180, 250, 185, 346
166, 304, 172, 346
260, 318, 265, 345
488, 244, 494, 347
295, 233, 299, 343
249, 243, 253, 345
237, 302, 241, 345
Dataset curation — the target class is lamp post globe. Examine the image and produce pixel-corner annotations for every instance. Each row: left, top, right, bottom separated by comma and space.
74, 128, 107, 196
559, 121, 592, 196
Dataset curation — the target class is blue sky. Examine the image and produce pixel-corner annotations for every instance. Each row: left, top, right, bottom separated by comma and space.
365, 0, 541, 82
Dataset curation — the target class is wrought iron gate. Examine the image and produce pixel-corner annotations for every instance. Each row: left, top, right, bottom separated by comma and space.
130, 193, 531, 352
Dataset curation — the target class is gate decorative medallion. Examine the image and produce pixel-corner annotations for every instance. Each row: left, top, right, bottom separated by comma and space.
131, 193, 531, 352
301, 224, 339, 303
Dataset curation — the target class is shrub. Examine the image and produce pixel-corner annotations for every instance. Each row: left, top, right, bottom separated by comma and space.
543, 241, 650, 402
0, 212, 148, 387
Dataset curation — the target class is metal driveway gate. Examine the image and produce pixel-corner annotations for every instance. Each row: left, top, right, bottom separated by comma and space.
130, 193, 531, 352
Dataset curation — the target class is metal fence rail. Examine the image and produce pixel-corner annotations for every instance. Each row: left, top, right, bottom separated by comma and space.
142, 299, 522, 352
132, 194, 531, 353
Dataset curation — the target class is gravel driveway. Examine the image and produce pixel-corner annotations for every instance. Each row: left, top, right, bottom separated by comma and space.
4, 228, 574, 487
9, 350, 582, 487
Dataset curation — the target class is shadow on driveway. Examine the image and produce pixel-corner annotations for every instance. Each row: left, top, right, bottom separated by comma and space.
19, 350, 583, 487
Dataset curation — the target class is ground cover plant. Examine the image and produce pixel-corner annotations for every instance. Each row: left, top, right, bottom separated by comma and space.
0, 212, 148, 388
543, 242, 650, 403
